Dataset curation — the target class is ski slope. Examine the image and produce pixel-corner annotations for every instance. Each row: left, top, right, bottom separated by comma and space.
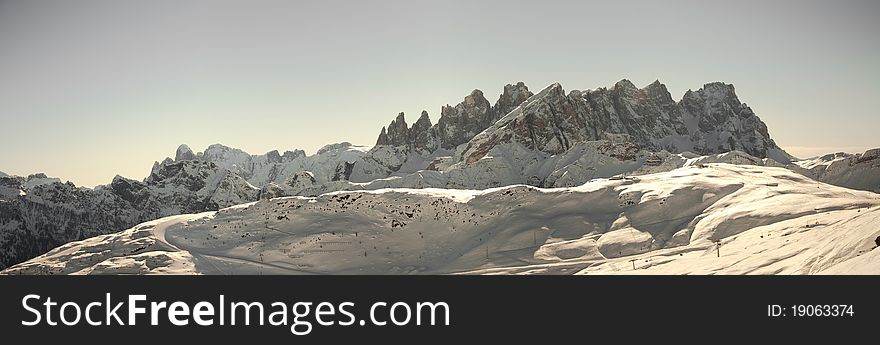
4, 164, 879, 275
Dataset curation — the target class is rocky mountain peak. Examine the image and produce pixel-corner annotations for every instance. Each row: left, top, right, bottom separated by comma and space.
375, 111, 437, 153
701, 81, 736, 95
410, 110, 435, 153
376, 127, 388, 146
374, 82, 534, 152
643, 80, 674, 103
376, 112, 410, 147
464, 89, 486, 107
493, 81, 533, 118
679, 81, 778, 157
611, 78, 638, 91
174, 144, 196, 161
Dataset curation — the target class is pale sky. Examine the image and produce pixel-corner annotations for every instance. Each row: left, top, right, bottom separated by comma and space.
1, 0, 878, 187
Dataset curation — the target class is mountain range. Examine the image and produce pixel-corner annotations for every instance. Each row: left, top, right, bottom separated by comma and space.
1, 79, 878, 272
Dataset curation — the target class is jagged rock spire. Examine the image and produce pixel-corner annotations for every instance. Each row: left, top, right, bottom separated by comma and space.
374, 82, 533, 152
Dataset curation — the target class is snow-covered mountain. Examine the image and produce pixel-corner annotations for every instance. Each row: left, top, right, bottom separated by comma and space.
5, 164, 878, 275
138, 81, 876, 198
789, 149, 880, 193
0, 162, 259, 269
1, 79, 877, 272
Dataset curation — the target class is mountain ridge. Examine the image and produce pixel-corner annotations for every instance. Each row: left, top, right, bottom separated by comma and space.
0, 79, 877, 271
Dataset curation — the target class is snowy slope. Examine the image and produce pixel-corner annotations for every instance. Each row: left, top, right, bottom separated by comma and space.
671, 149, 880, 193
5, 164, 878, 275
789, 148, 880, 193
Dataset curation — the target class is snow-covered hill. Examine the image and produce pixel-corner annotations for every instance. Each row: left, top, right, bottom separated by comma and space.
5, 164, 878, 275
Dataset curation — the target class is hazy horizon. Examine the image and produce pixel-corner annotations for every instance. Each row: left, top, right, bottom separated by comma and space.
1, 0, 878, 187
